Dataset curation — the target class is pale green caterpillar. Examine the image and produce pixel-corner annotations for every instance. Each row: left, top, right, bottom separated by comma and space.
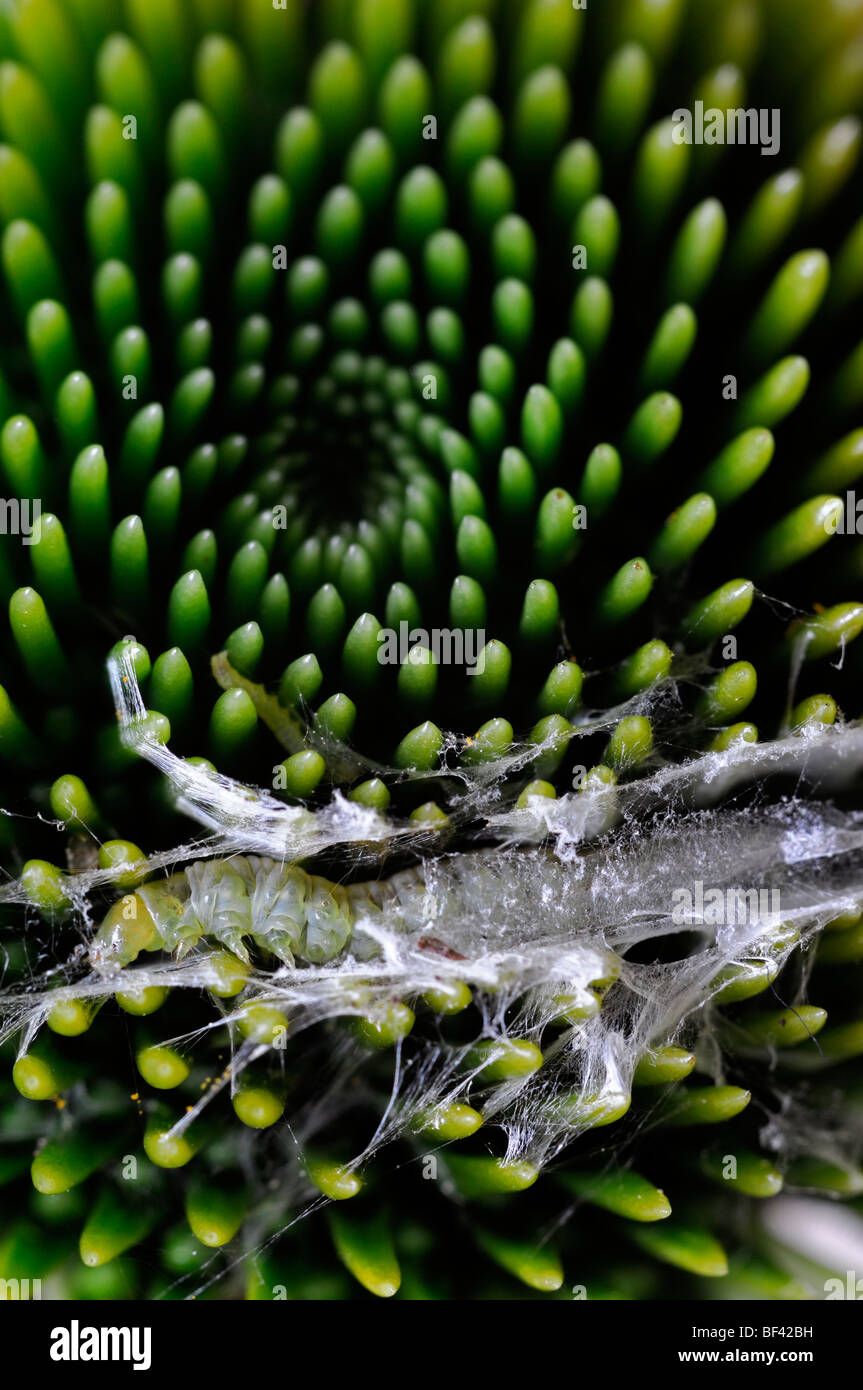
89, 855, 429, 973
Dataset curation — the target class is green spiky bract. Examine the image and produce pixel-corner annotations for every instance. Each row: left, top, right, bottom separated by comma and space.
1, 0, 863, 1304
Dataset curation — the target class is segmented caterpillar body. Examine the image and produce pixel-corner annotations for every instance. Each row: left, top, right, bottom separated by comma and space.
90, 855, 429, 971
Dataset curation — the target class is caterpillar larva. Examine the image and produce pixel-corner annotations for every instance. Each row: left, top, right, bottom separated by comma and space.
89, 855, 430, 973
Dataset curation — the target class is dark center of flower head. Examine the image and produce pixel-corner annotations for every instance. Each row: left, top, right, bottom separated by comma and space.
1, 0, 863, 1309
